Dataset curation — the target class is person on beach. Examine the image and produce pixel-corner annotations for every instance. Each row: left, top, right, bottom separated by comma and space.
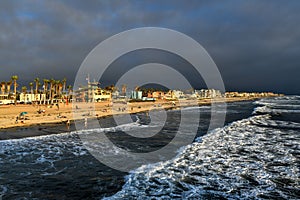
15, 116, 19, 124
56, 103, 59, 110
66, 119, 70, 130
84, 117, 87, 129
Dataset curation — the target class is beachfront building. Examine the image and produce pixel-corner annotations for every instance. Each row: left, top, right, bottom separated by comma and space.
74, 85, 112, 102
163, 90, 186, 100
74, 89, 86, 102
147, 91, 167, 100
173, 90, 186, 99
19, 93, 46, 104
164, 90, 175, 100
225, 91, 280, 98
195, 89, 222, 99
131, 91, 143, 100
87, 81, 112, 102
112, 90, 120, 99
225, 92, 240, 98
19, 93, 33, 103
0, 94, 14, 104
94, 88, 112, 102
185, 93, 198, 99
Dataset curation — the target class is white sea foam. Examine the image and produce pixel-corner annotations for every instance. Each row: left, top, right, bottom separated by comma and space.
253, 96, 300, 115
107, 110, 300, 199
254, 96, 300, 106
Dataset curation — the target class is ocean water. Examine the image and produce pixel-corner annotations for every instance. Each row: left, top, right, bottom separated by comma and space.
108, 96, 300, 200
0, 97, 299, 199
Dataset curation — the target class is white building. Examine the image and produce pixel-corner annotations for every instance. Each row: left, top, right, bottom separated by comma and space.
112, 90, 120, 99
93, 89, 112, 102
0, 94, 14, 104
19, 93, 46, 103
131, 91, 143, 100
195, 89, 222, 99
164, 90, 185, 100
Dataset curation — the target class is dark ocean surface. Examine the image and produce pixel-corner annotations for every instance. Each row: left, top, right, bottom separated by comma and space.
0, 97, 299, 199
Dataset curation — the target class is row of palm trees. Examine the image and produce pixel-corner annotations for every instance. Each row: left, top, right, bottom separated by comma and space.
1, 75, 72, 105
0, 75, 18, 105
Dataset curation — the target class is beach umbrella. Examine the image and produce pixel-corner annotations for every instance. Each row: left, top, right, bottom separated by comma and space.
20, 112, 28, 116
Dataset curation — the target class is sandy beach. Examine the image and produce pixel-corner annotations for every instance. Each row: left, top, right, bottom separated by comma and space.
0, 97, 263, 130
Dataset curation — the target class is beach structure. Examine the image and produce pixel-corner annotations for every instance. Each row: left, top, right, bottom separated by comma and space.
121, 84, 127, 96
112, 90, 120, 99
225, 91, 279, 98
0, 94, 14, 104
195, 89, 222, 99
163, 90, 186, 100
142, 97, 156, 101
185, 93, 198, 99
94, 89, 111, 102
78, 75, 113, 102
147, 91, 167, 100
74, 84, 112, 102
131, 91, 143, 100
172, 90, 186, 99
19, 93, 46, 104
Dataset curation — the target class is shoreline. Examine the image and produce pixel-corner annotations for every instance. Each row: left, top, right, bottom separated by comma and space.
0, 97, 269, 135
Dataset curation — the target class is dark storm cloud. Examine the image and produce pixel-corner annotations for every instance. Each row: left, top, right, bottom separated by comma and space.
0, 0, 299, 94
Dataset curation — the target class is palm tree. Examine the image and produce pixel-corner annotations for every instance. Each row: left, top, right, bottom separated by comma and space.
11, 75, 18, 105
21, 86, 27, 93
38, 82, 42, 104
56, 80, 63, 97
43, 79, 49, 104
34, 78, 40, 103
67, 85, 72, 102
6, 81, 12, 95
29, 82, 34, 94
105, 84, 117, 92
34, 78, 40, 94
121, 84, 127, 96
29, 82, 34, 103
49, 78, 55, 104
1, 82, 6, 95
62, 78, 67, 94
53, 80, 57, 97
21, 86, 27, 104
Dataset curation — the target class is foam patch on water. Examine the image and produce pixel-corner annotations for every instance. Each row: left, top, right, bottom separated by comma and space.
253, 106, 300, 114
253, 96, 300, 116
254, 96, 300, 106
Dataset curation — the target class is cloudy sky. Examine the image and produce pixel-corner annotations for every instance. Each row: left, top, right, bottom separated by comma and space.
0, 0, 299, 94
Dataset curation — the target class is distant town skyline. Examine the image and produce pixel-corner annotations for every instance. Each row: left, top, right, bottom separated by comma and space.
0, 1, 299, 94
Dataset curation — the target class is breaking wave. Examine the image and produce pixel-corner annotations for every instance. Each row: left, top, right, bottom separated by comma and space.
107, 96, 300, 199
